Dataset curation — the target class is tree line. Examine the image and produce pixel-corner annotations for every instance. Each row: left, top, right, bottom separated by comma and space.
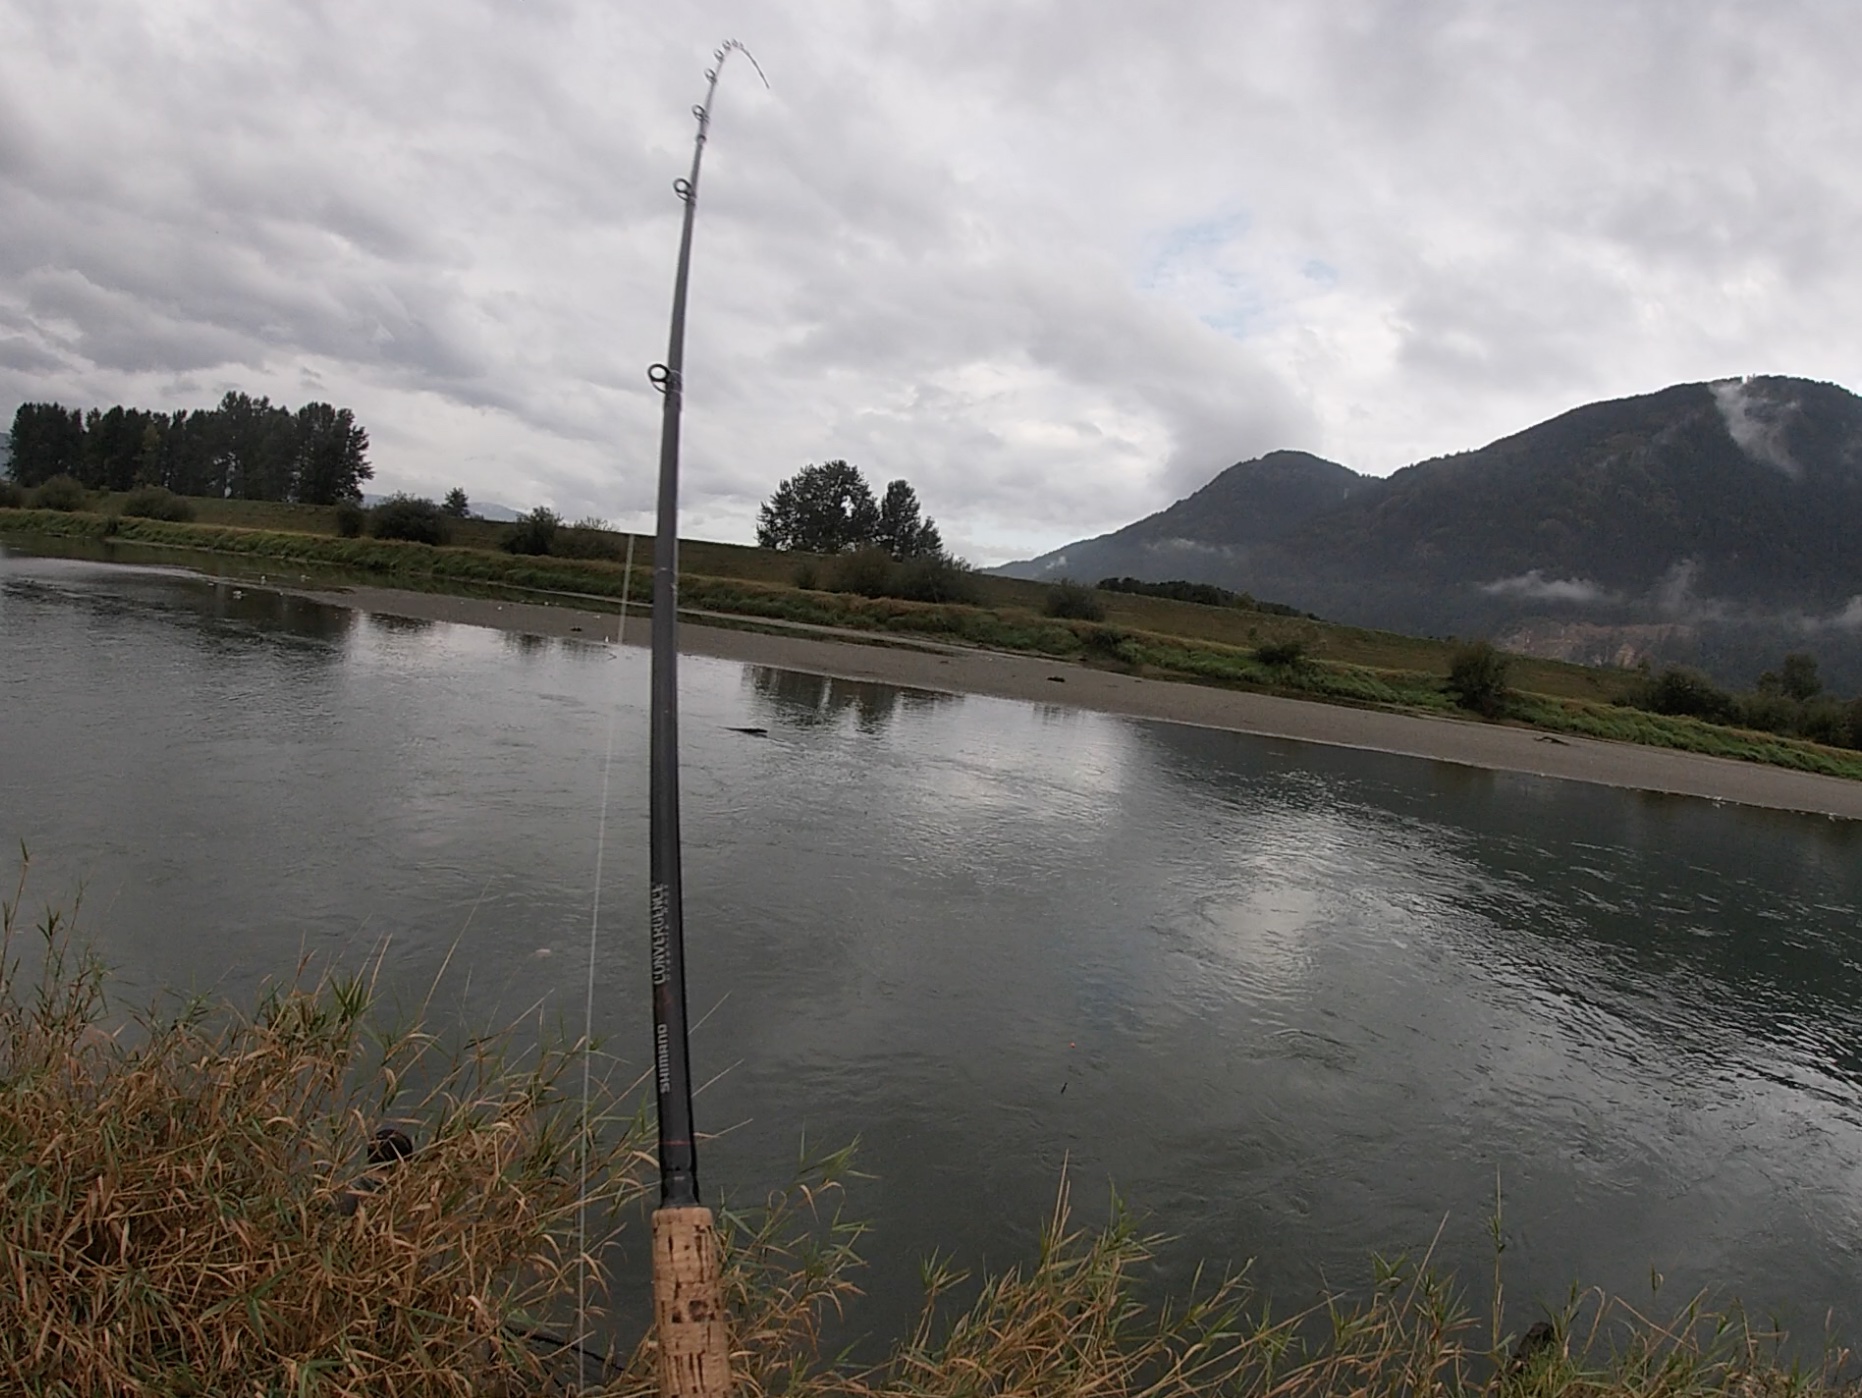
1632, 651, 1862, 748
6, 394, 372, 505
1096, 575, 1311, 617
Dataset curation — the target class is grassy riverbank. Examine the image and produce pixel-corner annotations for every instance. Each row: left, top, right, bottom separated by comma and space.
3, 879, 1854, 1397
7, 501, 1862, 784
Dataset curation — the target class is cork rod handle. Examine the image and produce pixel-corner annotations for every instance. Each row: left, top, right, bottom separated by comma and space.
653, 1205, 732, 1398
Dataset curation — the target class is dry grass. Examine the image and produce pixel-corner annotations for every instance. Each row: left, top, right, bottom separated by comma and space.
5, 861, 1860, 1397
677, 1176, 1862, 1398
0, 862, 654, 1396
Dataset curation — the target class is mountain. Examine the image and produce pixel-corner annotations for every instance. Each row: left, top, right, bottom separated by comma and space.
1000, 450, 1374, 587
363, 492, 523, 521
998, 377, 1862, 689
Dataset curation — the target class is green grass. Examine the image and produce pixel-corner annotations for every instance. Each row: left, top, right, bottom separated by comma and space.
5, 500, 1859, 785
1513, 694, 1862, 780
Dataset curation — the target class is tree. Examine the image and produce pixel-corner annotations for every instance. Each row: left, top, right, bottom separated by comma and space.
161, 409, 222, 498
6, 403, 85, 487
8, 394, 373, 503
135, 417, 168, 489
1778, 652, 1823, 702
212, 392, 294, 500
756, 460, 880, 553
442, 487, 470, 518
1447, 641, 1511, 716
874, 479, 943, 560
292, 402, 371, 504
82, 406, 150, 491
1756, 653, 1823, 704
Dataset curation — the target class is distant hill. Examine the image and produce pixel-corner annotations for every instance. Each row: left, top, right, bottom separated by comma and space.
466, 500, 523, 522
1002, 450, 1373, 586
998, 378, 1862, 689
364, 492, 523, 521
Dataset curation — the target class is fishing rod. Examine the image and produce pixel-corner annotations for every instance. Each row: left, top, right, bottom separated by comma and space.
644, 38, 764, 1398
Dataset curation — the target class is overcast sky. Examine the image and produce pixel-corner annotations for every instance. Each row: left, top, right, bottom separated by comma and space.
4, 1, 1860, 562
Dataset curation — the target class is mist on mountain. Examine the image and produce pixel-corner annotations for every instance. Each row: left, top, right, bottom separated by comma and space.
997, 377, 1862, 689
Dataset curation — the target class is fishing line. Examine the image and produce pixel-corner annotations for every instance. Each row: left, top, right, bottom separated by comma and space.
579, 529, 639, 1350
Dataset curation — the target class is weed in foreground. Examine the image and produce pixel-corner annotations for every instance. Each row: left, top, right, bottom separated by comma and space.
686, 1175, 1859, 1398
0, 860, 652, 1396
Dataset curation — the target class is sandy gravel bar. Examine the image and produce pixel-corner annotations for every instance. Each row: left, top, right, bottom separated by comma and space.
294, 583, 1862, 821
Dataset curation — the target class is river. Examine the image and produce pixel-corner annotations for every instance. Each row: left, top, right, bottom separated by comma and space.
4, 538, 1862, 1350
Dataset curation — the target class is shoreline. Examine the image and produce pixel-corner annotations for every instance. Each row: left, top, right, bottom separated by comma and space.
296, 581, 1862, 822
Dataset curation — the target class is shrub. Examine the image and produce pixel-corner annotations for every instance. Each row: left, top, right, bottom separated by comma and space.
1736, 690, 1796, 735
1255, 598, 1307, 617
1849, 698, 1862, 750
1446, 640, 1510, 716
32, 475, 87, 512
888, 555, 981, 605
1643, 666, 1738, 724
369, 494, 451, 546
333, 498, 366, 537
502, 506, 560, 556
552, 521, 626, 561
121, 485, 194, 522
826, 546, 897, 598
1045, 579, 1106, 622
1255, 637, 1306, 667
818, 549, 981, 604
1798, 699, 1851, 748
1080, 625, 1137, 665
0, 479, 23, 508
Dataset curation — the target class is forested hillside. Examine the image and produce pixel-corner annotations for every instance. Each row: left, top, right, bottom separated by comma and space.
1001, 377, 1862, 688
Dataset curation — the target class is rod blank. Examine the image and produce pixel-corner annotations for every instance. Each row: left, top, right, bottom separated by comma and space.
645, 39, 759, 1398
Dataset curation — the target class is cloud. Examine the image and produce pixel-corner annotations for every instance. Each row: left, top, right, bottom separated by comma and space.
1710, 378, 1802, 478
1800, 595, 1862, 633
1480, 571, 1613, 605
0, 329, 65, 375
3, 2, 1862, 561
1649, 558, 1736, 623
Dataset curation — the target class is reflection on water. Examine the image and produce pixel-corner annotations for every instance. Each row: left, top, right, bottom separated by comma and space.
745, 665, 952, 732
6, 540, 1862, 1353
367, 611, 436, 636
4, 557, 361, 651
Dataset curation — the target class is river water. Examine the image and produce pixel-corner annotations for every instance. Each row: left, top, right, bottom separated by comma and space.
5, 539, 1862, 1348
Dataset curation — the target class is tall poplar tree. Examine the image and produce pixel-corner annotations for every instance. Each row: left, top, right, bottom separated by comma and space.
292, 402, 372, 503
